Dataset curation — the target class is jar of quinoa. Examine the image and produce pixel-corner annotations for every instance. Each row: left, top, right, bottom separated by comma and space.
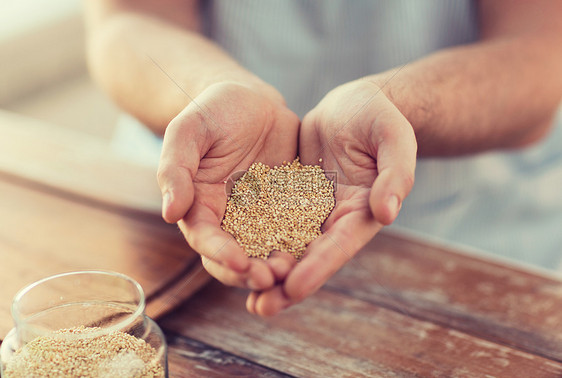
0, 271, 167, 377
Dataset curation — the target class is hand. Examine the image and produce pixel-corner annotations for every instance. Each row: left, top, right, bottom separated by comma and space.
157, 81, 299, 291
247, 79, 417, 315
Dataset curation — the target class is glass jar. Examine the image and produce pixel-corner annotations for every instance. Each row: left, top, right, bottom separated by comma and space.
0, 271, 167, 377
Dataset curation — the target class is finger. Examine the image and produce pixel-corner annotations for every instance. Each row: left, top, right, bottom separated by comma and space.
266, 251, 297, 282
246, 259, 276, 290
201, 256, 246, 287
157, 109, 208, 224
298, 111, 324, 164
246, 291, 259, 314
254, 285, 291, 317
201, 256, 275, 290
369, 111, 417, 225
179, 199, 250, 273
284, 211, 382, 303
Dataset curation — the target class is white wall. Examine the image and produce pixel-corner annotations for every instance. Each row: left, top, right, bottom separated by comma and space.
0, 0, 85, 104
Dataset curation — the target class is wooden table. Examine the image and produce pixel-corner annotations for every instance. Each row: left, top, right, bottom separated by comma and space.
2, 111, 562, 377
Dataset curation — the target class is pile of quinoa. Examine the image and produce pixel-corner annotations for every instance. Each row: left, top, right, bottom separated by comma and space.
221, 158, 335, 260
3, 326, 164, 377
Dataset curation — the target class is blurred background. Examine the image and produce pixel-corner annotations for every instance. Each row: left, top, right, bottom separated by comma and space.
1, 0, 118, 140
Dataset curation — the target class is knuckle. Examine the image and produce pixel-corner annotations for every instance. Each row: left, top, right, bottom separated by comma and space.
188, 225, 207, 253
156, 165, 173, 187
400, 170, 415, 195
157, 164, 193, 188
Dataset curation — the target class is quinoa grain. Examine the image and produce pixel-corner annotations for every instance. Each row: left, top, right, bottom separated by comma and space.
221, 158, 335, 260
3, 326, 164, 377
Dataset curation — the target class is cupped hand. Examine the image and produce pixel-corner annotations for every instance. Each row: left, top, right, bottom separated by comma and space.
248, 79, 417, 316
157, 81, 299, 291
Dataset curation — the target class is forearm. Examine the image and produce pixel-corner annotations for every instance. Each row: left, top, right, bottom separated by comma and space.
370, 1, 562, 156
371, 39, 561, 155
85, 1, 280, 135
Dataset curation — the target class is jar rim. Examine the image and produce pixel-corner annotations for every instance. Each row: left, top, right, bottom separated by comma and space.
11, 270, 146, 339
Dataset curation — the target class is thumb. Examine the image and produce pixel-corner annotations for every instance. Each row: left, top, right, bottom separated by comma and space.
157, 110, 206, 223
369, 113, 417, 225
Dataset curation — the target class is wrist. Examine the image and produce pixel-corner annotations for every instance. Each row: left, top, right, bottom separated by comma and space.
358, 74, 395, 105
361, 72, 432, 147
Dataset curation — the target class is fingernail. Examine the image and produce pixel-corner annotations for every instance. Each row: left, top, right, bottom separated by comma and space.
388, 195, 401, 219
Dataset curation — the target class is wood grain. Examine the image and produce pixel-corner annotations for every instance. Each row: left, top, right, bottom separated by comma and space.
167, 332, 291, 378
0, 110, 162, 215
0, 111, 211, 338
325, 232, 562, 361
0, 176, 209, 338
162, 281, 562, 378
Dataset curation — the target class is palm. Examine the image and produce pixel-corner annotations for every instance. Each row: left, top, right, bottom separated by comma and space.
295, 131, 385, 284
318, 135, 378, 220
245, 133, 385, 316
